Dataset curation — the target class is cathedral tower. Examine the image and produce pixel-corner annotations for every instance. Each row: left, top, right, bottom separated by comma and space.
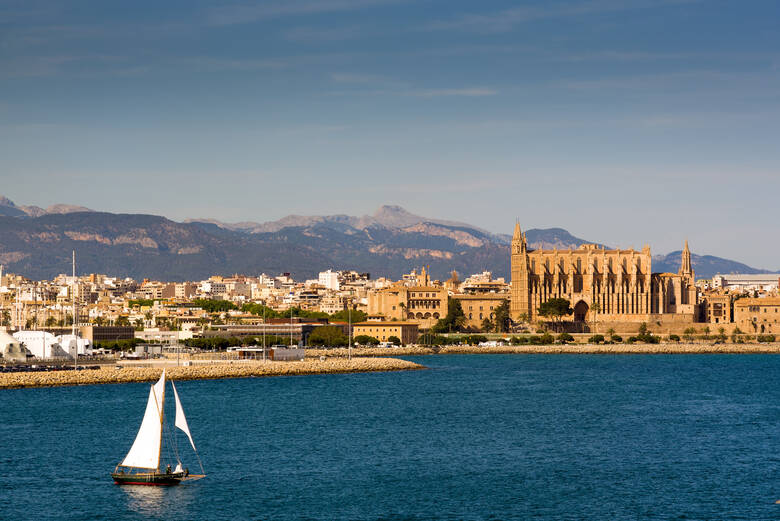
679, 240, 694, 281
510, 222, 531, 321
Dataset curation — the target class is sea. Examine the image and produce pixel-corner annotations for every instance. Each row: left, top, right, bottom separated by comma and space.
1, 354, 779, 521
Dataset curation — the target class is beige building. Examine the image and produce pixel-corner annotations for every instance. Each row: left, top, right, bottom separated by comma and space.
702, 293, 732, 324
353, 322, 419, 345
367, 267, 447, 329
510, 223, 698, 326
453, 294, 508, 330
734, 297, 780, 334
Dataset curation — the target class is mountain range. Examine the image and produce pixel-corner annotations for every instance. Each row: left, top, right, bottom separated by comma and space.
0, 196, 774, 282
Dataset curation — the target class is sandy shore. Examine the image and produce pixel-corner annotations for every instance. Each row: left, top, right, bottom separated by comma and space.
0, 357, 425, 390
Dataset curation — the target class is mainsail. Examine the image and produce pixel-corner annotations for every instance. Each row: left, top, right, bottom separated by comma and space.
120, 370, 166, 469
172, 381, 197, 452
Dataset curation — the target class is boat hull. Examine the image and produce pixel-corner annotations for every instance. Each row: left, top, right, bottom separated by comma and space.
111, 471, 185, 486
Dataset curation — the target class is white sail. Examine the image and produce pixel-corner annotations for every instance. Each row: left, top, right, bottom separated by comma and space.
172, 381, 196, 452
120, 371, 166, 469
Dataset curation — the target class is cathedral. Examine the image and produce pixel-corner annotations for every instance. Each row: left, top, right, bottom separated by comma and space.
510, 223, 698, 326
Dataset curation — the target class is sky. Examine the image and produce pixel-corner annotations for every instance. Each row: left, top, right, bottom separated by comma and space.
1, 0, 778, 267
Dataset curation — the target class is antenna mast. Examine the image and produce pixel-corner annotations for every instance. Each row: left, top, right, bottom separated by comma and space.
72, 251, 77, 337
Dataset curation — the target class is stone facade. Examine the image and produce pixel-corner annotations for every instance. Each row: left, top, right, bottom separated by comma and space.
366, 268, 447, 329
510, 223, 698, 325
353, 321, 419, 345
453, 294, 508, 330
733, 297, 780, 334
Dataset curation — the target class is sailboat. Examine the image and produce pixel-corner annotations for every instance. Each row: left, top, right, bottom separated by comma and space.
111, 370, 205, 485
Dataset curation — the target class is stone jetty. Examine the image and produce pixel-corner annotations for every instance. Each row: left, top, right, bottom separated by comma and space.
0, 357, 425, 389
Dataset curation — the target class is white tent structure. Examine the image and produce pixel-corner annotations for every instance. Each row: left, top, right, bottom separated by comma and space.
0, 329, 31, 363
56, 334, 93, 357
13, 331, 72, 359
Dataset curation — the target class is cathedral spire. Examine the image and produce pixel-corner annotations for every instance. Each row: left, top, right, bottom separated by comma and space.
513, 221, 522, 240
679, 239, 692, 278
512, 221, 526, 253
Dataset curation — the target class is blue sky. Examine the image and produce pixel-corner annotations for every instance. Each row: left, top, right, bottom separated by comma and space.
1, 0, 779, 267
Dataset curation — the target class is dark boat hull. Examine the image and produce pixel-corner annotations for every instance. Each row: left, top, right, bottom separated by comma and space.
111, 471, 185, 486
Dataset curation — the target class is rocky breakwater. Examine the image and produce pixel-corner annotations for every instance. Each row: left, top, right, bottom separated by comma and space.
0, 358, 425, 389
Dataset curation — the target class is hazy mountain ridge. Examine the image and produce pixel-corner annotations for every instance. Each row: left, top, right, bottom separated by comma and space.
0, 197, 771, 280
0, 195, 93, 218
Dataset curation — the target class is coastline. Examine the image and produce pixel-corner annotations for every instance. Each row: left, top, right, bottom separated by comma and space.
0, 357, 425, 390
307, 342, 780, 357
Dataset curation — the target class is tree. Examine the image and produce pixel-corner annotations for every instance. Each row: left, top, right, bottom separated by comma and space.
537, 298, 573, 332
481, 316, 495, 333
683, 327, 696, 342
115, 316, 131, 327
308, 326, 349, 347
329, 309, 367, 323
607, 328, 616, 342
638, 322, 649, 336
0, 310, 10, 326
45, 316, 57, 327
493, 299, 510, 333
354, 335, 379, 346
387, 335, 401, 346
134, 318, 144, 331
431, 298, 467, 334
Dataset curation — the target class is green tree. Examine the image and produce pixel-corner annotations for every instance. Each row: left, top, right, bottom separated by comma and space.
683, 327, 696, 342
354, 334, 380, 345
537, 298, 573, 332
308, 326, 349, 347
193, 299, 237, 313
431, 298, 467, 334
115, 316, 131, 327
387, 335, 401, 346
481, 316, 495, 333
329, 309, 367, 323
45, 316, 57, 327
493, 299, 511, 333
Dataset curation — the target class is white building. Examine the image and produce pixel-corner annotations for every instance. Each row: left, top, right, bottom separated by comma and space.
711, 274, 780, 292
318, 270, 340, 291
13, 331, 72, 359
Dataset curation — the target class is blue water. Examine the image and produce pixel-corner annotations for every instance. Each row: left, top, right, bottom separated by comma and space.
2, 355, 780, 520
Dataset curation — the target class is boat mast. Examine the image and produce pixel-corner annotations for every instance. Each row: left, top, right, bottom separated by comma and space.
155, 373, 166, 472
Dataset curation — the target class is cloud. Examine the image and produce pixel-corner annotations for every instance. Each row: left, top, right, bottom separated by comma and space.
406, 88, 497, 98
284, 25, 366, 42
206, 0, 407, 26
180, 57, 287, 71
425, 0, 700, 33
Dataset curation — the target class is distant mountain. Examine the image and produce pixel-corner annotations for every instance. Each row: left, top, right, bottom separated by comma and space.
653, 251, 774, 279
187, 205, 497, 237
0, 198, 771, 281
0, 195, 93, 218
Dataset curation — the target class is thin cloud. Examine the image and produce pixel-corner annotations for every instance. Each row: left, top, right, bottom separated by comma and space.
284, 25, 366, 42
206, 0, 408, 26
407, 88, 497, 98
425, 0, 701, 33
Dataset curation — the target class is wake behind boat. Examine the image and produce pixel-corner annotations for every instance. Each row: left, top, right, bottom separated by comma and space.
111, 370, 205, 485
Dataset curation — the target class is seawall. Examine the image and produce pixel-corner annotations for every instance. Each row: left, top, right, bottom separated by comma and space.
0, 358, 425, 389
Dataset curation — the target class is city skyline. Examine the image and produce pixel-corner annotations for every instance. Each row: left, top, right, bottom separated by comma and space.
2, 1, 779, 267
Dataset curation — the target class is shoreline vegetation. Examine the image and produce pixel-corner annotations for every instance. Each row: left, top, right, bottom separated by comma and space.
0, 357, 424, 390
306, 342, 780, 358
